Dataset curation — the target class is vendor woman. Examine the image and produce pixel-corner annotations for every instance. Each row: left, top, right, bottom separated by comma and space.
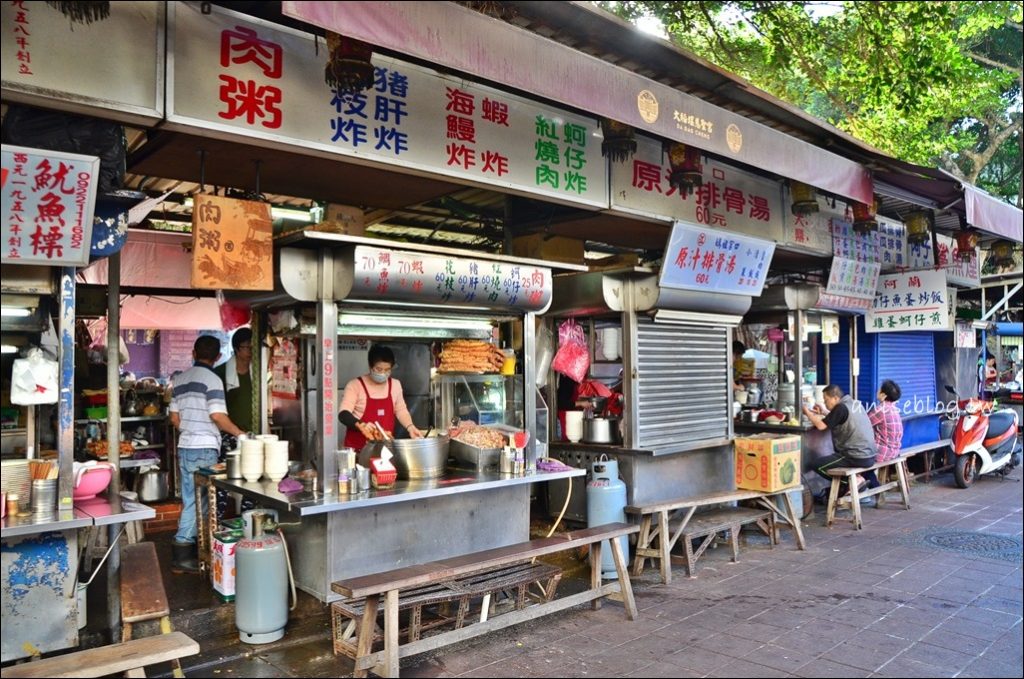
339, 344, 424, 446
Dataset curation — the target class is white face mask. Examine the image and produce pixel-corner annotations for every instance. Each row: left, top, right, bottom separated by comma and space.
369, 372, 389, 384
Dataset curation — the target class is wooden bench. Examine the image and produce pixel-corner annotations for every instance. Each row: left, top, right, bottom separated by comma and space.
331, 522, 639, 678
673, 507, 774, 578
627, 487, 806, 585
119, 541, 187, 677
2, 631, 199, 678
823, 440, 951, 530
331, 561, 562, 657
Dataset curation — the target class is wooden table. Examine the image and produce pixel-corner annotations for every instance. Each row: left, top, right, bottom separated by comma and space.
627, 486, 806, 585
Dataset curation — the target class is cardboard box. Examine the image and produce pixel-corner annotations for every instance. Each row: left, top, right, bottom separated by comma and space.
734, 434, 801, 492
509, 234, 585, 265
212, 529, 244, 601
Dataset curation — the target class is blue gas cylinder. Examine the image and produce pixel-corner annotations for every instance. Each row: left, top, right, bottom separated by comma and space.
235, 529, 289, 644
586, 456, 628, 579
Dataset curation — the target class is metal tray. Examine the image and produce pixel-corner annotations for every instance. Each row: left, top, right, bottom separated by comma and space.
449, 438, 501, 471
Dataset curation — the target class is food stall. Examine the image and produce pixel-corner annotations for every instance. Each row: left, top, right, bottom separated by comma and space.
541, 230, 762, 520
212, 233, 584, 602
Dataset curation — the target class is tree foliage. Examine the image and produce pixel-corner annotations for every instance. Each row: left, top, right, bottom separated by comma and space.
603, 1, 1023, 206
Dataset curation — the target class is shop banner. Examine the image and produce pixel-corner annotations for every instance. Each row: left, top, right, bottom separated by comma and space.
936, 234, 981, 287
1, 1, 163, 124
658, 222, 775, 295
825, 256, 881, 301
866, 269, 951, 333
876, 216, 908, 271
2, 145, 98, 267
190, 194, 273, 290
831, 217, 880, 263
815, 292, 873, 313
907, 238, 934, 268
611, 135, 784, 240
168, 2, 606, 208
350, 245, 553, 311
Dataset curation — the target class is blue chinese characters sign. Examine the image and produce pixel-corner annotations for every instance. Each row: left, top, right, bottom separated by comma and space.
658, 222, 775, 296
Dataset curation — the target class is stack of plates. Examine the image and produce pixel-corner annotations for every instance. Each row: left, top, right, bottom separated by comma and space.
1, 460, 30, 511
264, 440, 290, 482
239, 438, 264, 482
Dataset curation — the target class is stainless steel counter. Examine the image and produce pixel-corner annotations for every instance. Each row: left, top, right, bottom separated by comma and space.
1, 498, 155, 538
213, 467, 583, 517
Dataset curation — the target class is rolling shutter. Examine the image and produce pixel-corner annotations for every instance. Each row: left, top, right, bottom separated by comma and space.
875, 333, 936, 409
635, 317, 729, 454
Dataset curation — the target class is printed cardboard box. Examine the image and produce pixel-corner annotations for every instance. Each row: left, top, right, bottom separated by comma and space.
734, 434, 801, 492
212, 529, 244, 601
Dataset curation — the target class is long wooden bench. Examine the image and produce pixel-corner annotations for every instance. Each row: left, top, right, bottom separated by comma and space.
626, 487, 806, 585
331, 522, 639, 678
674, 507, 774, 578
2, 632, 199, 678
824, 440, 951, 530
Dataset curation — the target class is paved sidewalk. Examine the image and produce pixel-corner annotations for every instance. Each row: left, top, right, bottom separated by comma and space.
174, 468, 1023, 678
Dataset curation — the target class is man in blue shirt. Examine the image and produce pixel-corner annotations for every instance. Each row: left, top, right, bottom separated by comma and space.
169, 335, 245, 574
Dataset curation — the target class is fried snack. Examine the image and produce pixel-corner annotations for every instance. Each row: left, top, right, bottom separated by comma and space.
439, 339, 505, 373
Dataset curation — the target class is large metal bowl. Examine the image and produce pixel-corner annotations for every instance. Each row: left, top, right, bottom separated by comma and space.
390, 435, 450, 479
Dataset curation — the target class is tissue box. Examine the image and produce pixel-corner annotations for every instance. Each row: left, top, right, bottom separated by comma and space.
212, 529, 244, 601
370, 457, 397, 489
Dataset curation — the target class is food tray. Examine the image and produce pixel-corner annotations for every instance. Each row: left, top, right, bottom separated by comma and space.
449, 439, 501, 471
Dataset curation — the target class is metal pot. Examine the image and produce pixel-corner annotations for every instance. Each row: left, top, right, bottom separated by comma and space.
583, 417, 620, 444
137, 470, 169, 502
389, 436, 449, 479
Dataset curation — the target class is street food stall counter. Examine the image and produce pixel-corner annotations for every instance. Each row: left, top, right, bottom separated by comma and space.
226, 233, 585, 601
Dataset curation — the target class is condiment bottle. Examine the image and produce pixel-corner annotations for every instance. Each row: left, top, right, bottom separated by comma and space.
7, 494, 19, 517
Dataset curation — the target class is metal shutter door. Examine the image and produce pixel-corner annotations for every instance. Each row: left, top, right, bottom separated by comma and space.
876, 333, 936, 408
635, 318, 729, 454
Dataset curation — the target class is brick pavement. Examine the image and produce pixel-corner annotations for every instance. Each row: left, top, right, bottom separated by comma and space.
173, 467, 1022, 678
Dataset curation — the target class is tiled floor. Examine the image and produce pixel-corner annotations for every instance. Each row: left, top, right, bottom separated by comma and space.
169, 466, 1022, 678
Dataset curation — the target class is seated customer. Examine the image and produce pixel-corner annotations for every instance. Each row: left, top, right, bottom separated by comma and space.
803, 384, 878, 505
870, 380, 904, 462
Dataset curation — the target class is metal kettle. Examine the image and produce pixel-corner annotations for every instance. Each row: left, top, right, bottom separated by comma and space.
137, 469, 169, 502
124, 388, 141, 416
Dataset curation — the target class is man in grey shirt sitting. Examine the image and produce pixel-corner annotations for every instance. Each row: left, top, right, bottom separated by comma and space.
803, 384, 879, 505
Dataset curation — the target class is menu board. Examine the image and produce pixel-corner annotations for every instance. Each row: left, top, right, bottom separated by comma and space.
350, 245, 552, 311
831, 217, 879, 262
658, 221, 775, 295
866, 269, 951, 333
876, 217, 907, 271
2, 145, 98, 266
826, 256, 882, 300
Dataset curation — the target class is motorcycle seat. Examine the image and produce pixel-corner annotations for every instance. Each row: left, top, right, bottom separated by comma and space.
987, 411, 1018, 439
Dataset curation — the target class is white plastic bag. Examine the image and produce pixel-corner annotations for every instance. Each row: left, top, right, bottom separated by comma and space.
11, 348, 59, 405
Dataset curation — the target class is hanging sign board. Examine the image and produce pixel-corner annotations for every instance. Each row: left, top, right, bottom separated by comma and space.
0, 0, 163, 124
935, 234, 981, 287
2, 145, 99, 266
866, 269, 951, 333
781, 194, 839, 255
658, 221, 775, 295
190, 194, 273, 290
955, 321, 976, 349
875, 216, 907, 272
831, 217, 880, 263
270, 337, 299, 399
611, 135, 785, 240
826, 256, 881, 301
168, 2, 606, 209
350, 245, 553, 312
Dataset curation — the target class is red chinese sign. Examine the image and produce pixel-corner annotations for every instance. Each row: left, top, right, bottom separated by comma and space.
218, 25, 284, 129
2, 145, 98, 266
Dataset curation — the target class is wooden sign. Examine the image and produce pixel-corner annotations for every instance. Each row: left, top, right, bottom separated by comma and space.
191, 194, 273, 290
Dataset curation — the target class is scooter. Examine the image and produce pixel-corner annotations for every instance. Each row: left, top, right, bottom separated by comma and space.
944, 386, 1021, 488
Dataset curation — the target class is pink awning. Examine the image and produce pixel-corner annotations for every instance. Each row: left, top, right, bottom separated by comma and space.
963, 183, 1023, 243
281, 1, 873, 204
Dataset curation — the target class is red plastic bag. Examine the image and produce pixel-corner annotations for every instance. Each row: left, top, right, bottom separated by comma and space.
216, 290, 251, 331
551, 319, 590, 383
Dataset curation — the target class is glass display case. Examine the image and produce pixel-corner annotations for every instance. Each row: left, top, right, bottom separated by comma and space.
433, 374, 524, 430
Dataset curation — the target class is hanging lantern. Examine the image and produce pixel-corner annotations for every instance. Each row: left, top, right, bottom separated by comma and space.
600, 119, 637, 163
789, 181, 819, 216
905, 211, 932, 245
955, 228, 979, 259
989, 239, 1015, 267
45, 1, 110, 24
324, 32, 375, 94
664, 142, 703, 195
852, 195, 879, 233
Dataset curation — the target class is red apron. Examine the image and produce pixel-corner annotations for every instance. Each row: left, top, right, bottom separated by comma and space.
343, 377, 396, 449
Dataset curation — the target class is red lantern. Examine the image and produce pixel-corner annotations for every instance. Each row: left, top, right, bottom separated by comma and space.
955, 229, 979, 259
664, 142, 703, 195
852, 195, 879, 233
324, 32, 375, 94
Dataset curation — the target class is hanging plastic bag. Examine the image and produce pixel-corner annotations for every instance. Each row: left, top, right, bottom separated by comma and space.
551, 319, 590, 383
11, 348, 60, 405
216, 290, 251, 331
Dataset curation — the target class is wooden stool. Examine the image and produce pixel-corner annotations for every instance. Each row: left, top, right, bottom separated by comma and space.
121, 541, 185, 678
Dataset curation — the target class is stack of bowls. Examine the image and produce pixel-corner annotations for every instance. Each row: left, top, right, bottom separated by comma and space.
239, 438, 265, 482
264, 440, 290, 482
